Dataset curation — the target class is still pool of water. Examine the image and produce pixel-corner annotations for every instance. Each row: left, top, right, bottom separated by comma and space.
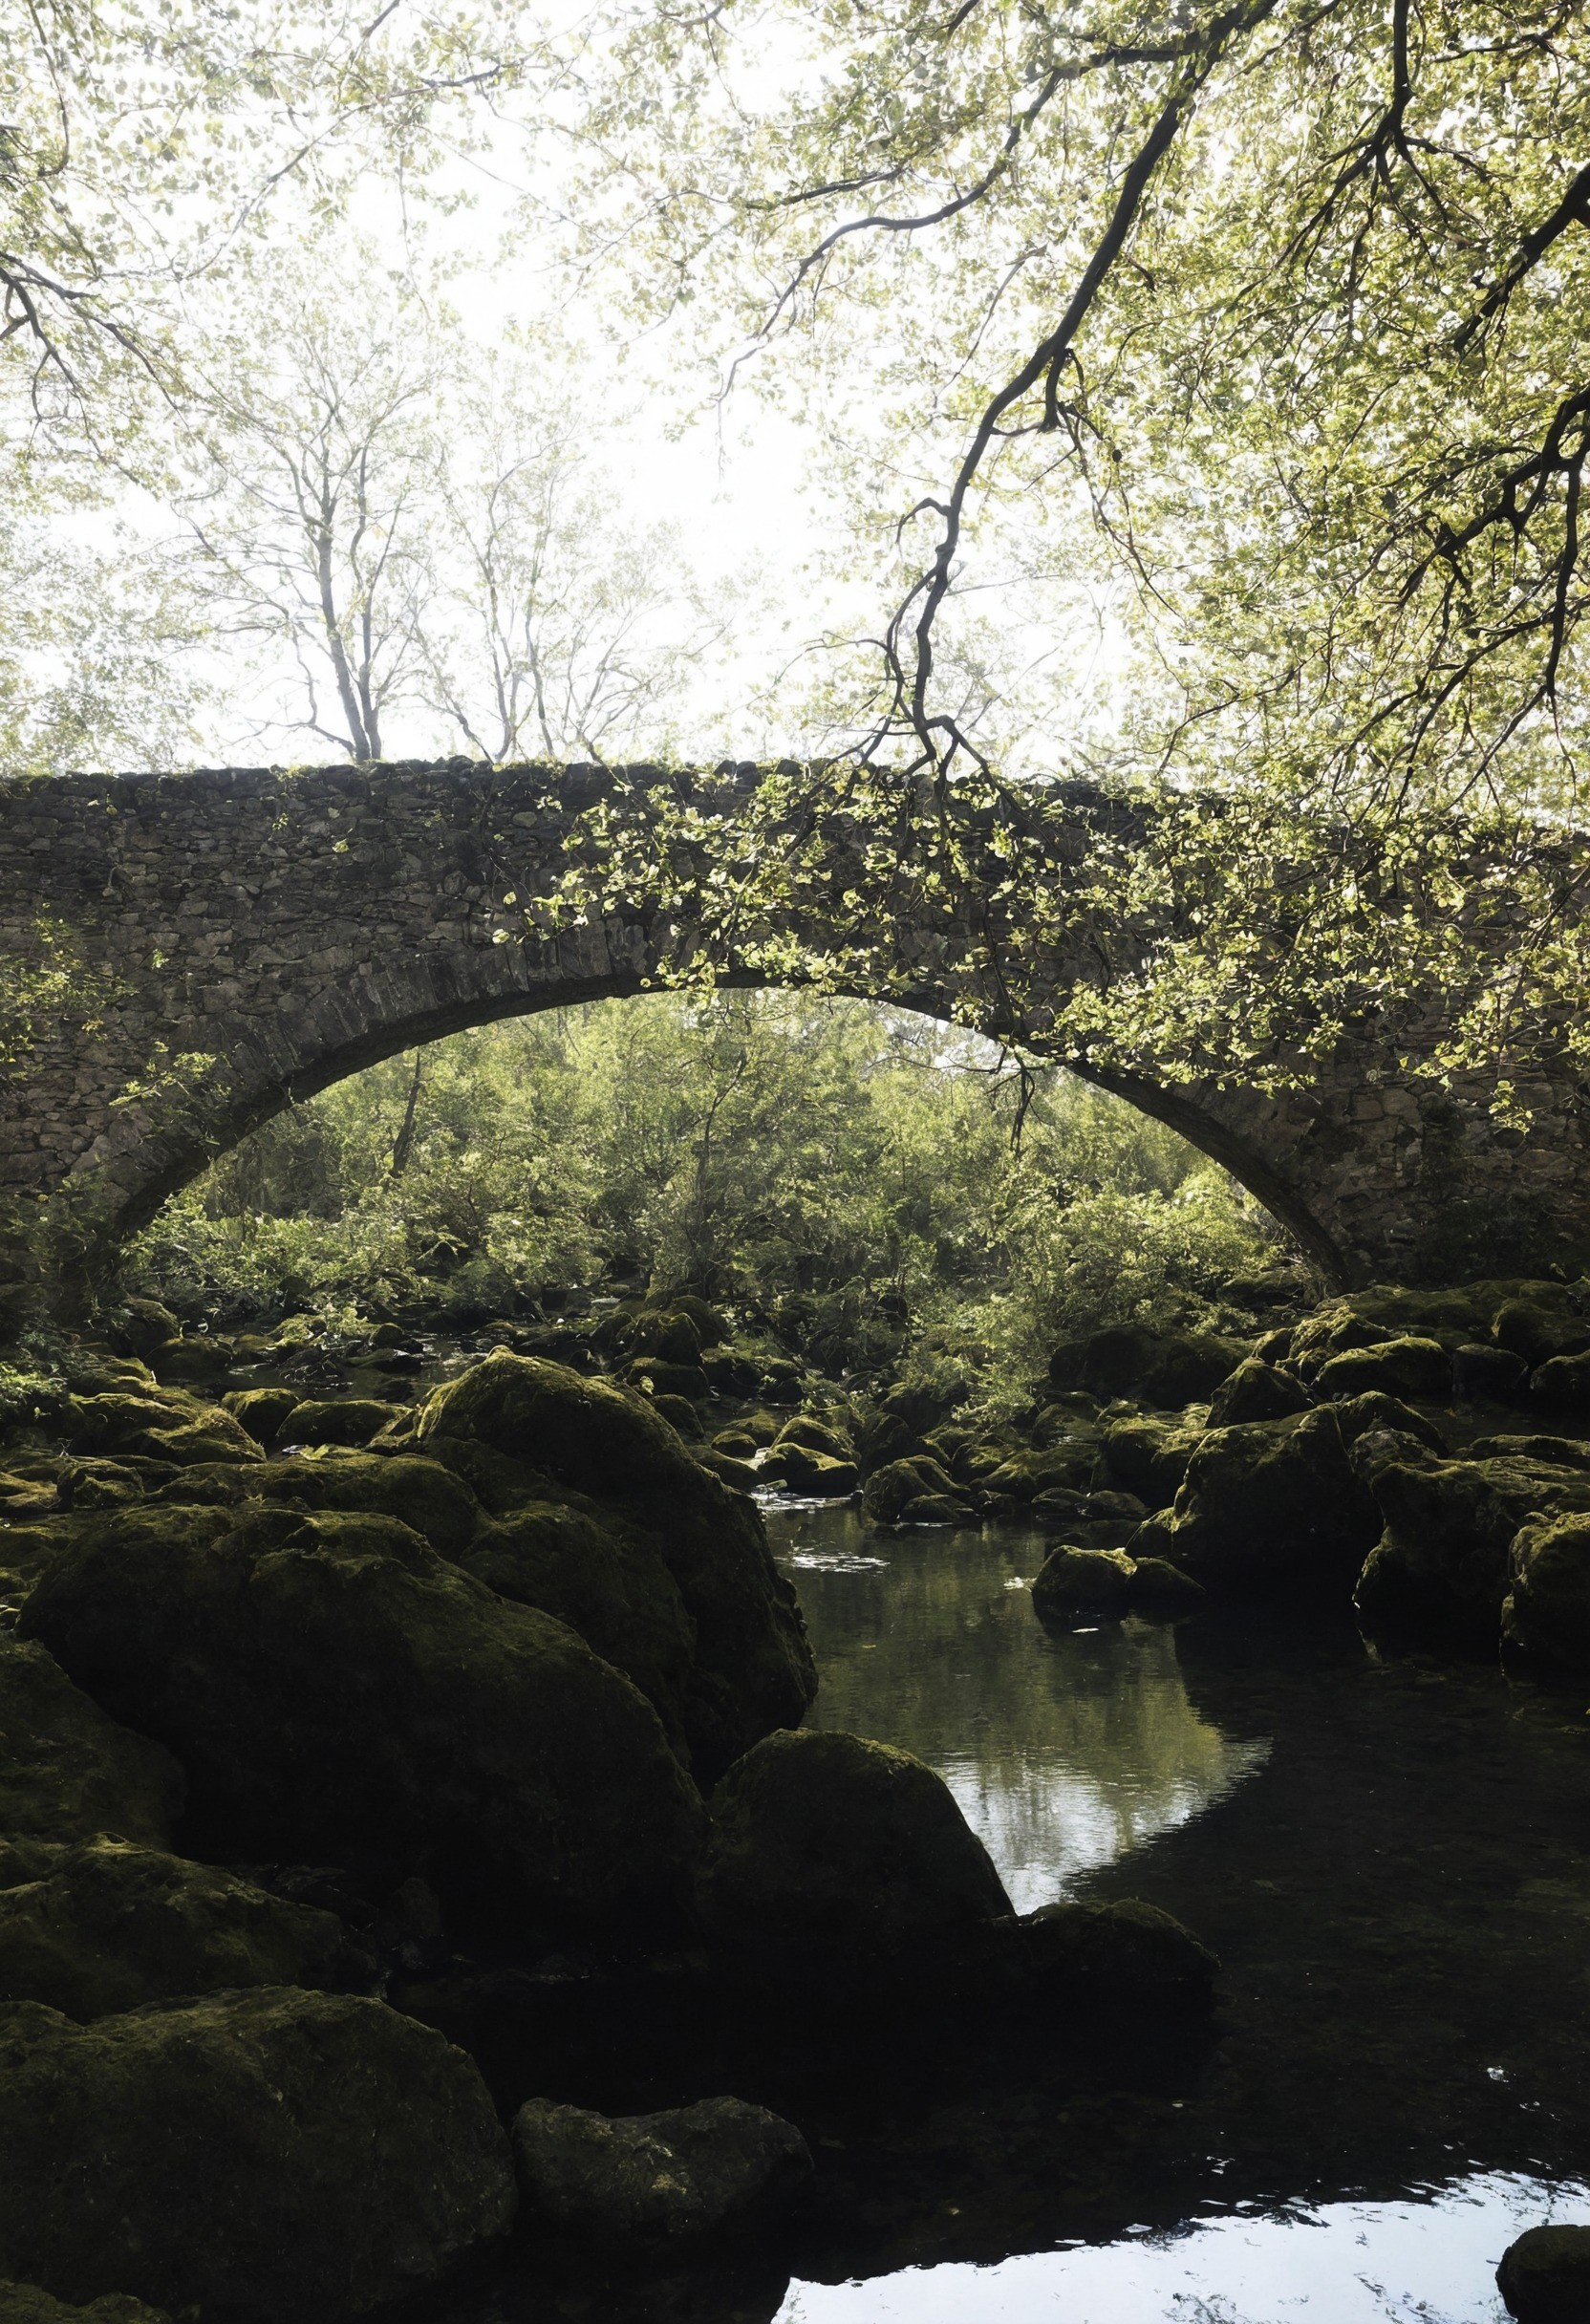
754, 1501, 1590, 2324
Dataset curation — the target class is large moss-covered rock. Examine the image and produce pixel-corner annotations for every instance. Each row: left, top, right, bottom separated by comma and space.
1313, 1337, 1451, 1403
511, 2095, 810, 2246
1018, 1897, 1219, 2004
64, 1392, 262, 1469
0, 1988, 514, 2320
0, 1838, 345, 2019
220, 1387, 300, 1447
1356, 1453, 1590, 1635
1497, 2224, 1590, 2322
1030, 1546, 1136, 1620
1501, 1514, 1590, 1668
19, 1505, 704, 1938
699, 1729, 1010, 1961
255, 1452, 482, 1556
1143, 1409, 1378, 1596
0, 1640, 182, 1849
862, 1454, 965, 1523
1206, 1359, 1312, 1430
1096, 1416, 1203, 1510
0, 2284, 168, 2323
417, 1355, 814, 1775
458, 1504, 697, 1750
1529, 1352, 1590, 1414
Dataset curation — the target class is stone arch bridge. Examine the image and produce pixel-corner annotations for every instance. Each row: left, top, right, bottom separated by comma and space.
1, 759, 1584, 1302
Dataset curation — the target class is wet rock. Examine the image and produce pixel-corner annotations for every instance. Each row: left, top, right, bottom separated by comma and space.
511, 2095, 811, 2246
19, 1505, 704, 1938
459, 1504, 697, 1751
1493, 1296, 1590, 1367
0, 2283, 169, 2323
279, 1398, 402, 1448
667, 1296, 732, 1348
631, 1310, 705, 1366
220, 1387, 303, 1447
700, 1347, 761, 1398
0, 1639, 182, 1848
148, 1338, 235, 1386
417, 1356, 815, 1775
1452, 1344, 1530, 1402
895, 1493, 965, 1526
699, 1730, 1011, 1961
1030, 1546, 1136, 1621
1129, 1556, 1207, 1611
1497, 2224, 1590, 2322
1356, 1453, 1590, 1636
1313, 1336, 1451, 1402
1143, 1409, 1378, 1597
1206, 1359, 1313, 1429
1469, 1433, 1590, 1469
696, 1449, 761, 1492
774, 1417, 855, 1462
763, 1444, 857, 1496
628, 1360, 714, 1405
1502, 1515, 1590, 1669
0, 1987, 514, 2320
0, 1837, 346, 2018
257, 1451, 483, 1557
863, 1455, 965, 1525
1019, 1897, 1219, 2003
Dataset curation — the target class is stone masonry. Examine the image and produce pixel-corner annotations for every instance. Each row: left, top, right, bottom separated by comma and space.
2, 758, 1588, 1297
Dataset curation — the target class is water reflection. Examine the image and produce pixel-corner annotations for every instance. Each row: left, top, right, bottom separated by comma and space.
774, 2171, 1590, 2324
770, 1505, 1267, 1908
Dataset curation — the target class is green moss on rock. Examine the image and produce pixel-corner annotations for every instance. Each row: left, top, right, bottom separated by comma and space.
0, 1640, 183, 1849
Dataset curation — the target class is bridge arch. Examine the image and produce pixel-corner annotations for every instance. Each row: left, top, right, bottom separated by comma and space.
2, 760, 1584, 1303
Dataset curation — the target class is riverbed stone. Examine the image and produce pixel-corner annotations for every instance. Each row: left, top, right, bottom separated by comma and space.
1501, 1515, 1590, 1669
0, 1987, 514, 2320
18, 1504, 705, 1938
698, 1729, 1011, 1960
1206, 1358, 1313, 1429
1030, 1546, 1136, 1621
279, 1398, 403, 1448
511, 2095, 811, 2246
417, 1355, 815, 1775
220, 1387, 303, 1446
1497, 2224, 1590, 2321
1018, 1898, 1219, 2004
0, 1640, 182, 1849
1096, 1416, 1203, 1510
1356, 1453, 1590, 1635
1529, 1353, 1590, 1415
1141, 1408, 1378, 1597
0, 1838, 346, 2019
1050, 1326, 1243, 1408
862, 1455, 964, 1523
63, 1391, 262, 1468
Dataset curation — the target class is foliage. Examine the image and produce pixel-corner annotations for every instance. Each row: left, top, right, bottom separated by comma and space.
124, 993, 1279, 1379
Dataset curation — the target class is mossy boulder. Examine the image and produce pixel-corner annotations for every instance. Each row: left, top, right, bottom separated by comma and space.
1030, 1546, 1136, 1621
0, 1640, 182, 1849
1452, 1344, 1531, 1401
255, 1452, 482, 1557
104, 1300, 180, 1362
1144, 1409, 1378, 1596
1493, 1297, 1590, 1367
1501, 1514, 1590, 1668
1096, 1417, 1203, 1511
279, 1399, 402, 1449
627, 1360, 713, 1404
147, 1339, 235, 1386
1313, 1337, 1451, 1403
65, 1392, 262, 1469
0, 2284, 168, 2323
1356, 1453, 1590, 1635
630, 1310, 704, 1366
1497, 2224, 1590, 2322
650, 1392, 704, 1439
1018, 1897, 1218, 2003
220, 1388, 303, 1447
458, 1503, 697, 1751
511, 2095, 810, 2247
775, 1416, 855, 1461
416, 1355, 815, 1776
862, 1454, 965, 1524
1529, 1352, 1590, 1414
1206, 1359, 1312, 1430
762, 1444, 857, 1496
0, 1988, 513, 2320
699, 1729, 1010, 1962
0, 1838, 345, 2019
699, 1346, 761, 1397
19, 1505, 705, 1939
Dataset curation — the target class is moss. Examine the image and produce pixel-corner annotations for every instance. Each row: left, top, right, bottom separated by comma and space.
279, 1398, 403, 1448
511, 2095, 809, 2246
0, 1639, 183, 1849
1501, 1514, 1590, 1669
1313, 1337, 1451, 1402
220, 1388, 300, 1447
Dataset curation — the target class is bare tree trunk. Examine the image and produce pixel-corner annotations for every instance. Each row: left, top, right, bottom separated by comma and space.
388, 1050, 423, 1178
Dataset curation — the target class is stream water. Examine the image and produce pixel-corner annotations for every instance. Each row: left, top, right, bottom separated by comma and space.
748, 1499, 1590, 2324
